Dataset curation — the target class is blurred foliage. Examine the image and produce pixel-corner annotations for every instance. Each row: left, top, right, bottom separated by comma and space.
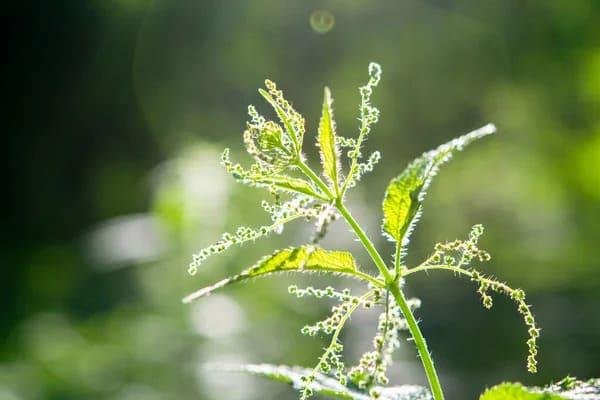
3, 0, 600, 399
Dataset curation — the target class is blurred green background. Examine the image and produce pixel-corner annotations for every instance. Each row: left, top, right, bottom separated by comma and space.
3, 1, 600, 399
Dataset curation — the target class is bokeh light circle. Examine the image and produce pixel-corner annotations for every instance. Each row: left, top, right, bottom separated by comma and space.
310, 10, 335, 34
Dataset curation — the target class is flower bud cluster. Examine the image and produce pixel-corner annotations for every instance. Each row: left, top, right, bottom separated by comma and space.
300, 341, 345, 400
221, 148, 277, 187
297, 289, 372, 337
470, 270, 539, 373
261, 195, 317, 223
188, 225, 267, 275
349, 295, 419, 389
346, 151, 381, 189
244, 104, 296, 168
189, 201, 319, 275
335, 136, 357, 148
264, 79, 305, 146
288, 285, 339, 300
427, 224, 491, 268
357, 63, 382, 138
343, 63, 383, 195
311, 205, 339, 244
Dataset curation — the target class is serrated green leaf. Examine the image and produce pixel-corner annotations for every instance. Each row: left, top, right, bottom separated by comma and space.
254, 174, 326, 199
318, 87, 341, 193
183, 246, 358, 303
480, 378, 600, 400
480, 383, 565, 400
382, 124, 496, 245
206, 363, 432, 400
381, 158, 428, 244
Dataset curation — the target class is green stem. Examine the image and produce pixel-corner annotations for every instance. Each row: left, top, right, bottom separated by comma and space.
404, 264, 516, 296
404, 264, 472, 278
296, 159, 335, 200
335, 202, 394, 283
354, 270, 386, 289
293, 159, 444, 399
388, 283, 445, 400
335, 202, 445, 400
394, 242, 402, 278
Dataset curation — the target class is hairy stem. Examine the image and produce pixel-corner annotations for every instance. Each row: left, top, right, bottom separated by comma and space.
404, 264, 479, 282
295, 160, 444, 398
296, 159, 335, 200
335, 202, 445, 400
303, 289, 376, 398
335, 201, 394, 283
352, 270, 386, 289
394, 242, 402, 278
388, 283, 444, 400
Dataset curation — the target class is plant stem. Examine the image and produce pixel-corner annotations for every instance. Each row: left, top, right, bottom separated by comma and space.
387, 283, 445, 400
294, 159, 444, 398
296, 159, 335, 200
335, 202, 445, 400
404, 264, 518, 298
394, 242, 402, 278
335, 201, 394, 284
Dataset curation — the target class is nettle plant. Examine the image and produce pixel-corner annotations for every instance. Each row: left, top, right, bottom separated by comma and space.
183, 63, 541, 400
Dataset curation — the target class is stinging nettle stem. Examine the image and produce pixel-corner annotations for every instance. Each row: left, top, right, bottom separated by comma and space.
296, 156, 445, 399
335, 201, 445, 400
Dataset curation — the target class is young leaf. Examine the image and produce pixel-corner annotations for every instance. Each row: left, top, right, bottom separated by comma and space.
480, 383, 566, 400
183, 246, 359, 303
253, 174, 327, 200
480, 378, 600, 400
382, 124, 497, 246
258, 80, 305, 152
381, 157, 428, 245
206, 363, 433, 400
318, 87, 341, 193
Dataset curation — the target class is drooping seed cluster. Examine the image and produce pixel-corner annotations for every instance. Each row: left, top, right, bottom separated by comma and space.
220, 147, 276, 186
290, 286, 376, 400
288, 285, 427, 398
288, 286, 376, 336
311, 204, 339, 244
348, 295, 421, 390
299, 341, 345, 400
188, 225, 268, 275
261, 195, 318, 223
422, 225, 539, 373
425, 224, 491, 268
188, 201, 321, 275
470, 270, 540, 373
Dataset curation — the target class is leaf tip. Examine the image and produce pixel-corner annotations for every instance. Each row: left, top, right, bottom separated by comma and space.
482, 123, 497, 134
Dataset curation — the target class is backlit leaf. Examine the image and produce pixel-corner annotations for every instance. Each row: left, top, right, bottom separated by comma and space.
254, 174, 326, 199
318, 87, 341, 193
480, 378, 600, 400
480, 383, 565, 400
382, 124, 496, 246
183, 246, 358, 303
207, 363, 432, 400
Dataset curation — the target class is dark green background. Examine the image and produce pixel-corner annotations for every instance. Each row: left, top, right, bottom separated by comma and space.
3, 1, 599, 399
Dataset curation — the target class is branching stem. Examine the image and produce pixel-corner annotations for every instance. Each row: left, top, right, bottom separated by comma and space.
297, 159, 445, 400
335, 202, 445, 400
296, 159, 335, 200
335, 202, 394, 284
